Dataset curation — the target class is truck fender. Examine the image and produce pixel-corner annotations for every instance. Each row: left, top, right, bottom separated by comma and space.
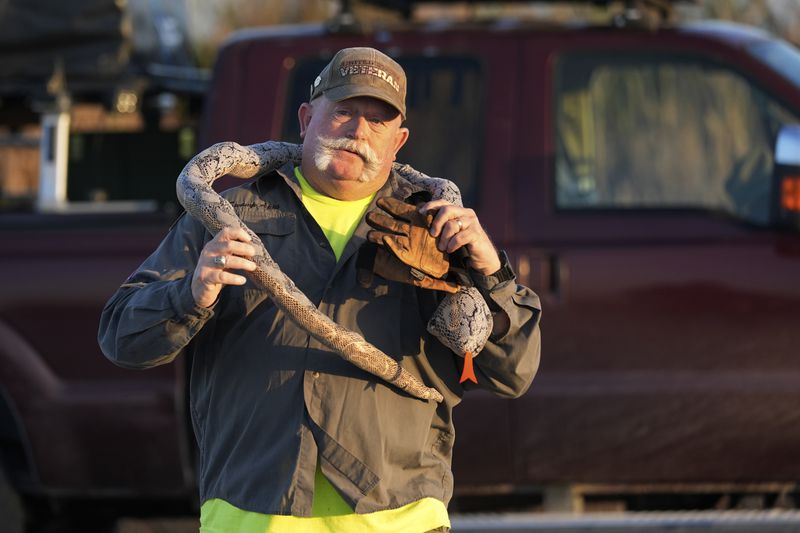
0, 319, 61, 402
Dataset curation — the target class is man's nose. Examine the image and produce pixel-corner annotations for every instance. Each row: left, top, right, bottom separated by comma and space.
347, 115, 370, 141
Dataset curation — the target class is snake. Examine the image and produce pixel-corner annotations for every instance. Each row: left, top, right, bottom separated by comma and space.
176, 141, 493, 403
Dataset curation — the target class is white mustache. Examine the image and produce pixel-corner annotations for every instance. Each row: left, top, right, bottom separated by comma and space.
315, 136, 382, 182
318, 136, 379, 165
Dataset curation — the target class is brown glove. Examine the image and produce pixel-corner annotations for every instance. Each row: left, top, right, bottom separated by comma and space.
367, 197, 459, 293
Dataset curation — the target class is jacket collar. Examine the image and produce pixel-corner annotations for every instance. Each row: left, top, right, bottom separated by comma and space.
254, 160, 429, 285
265, 160, 425, 204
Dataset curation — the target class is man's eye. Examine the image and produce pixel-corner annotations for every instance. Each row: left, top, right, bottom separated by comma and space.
335, 109, 351, 117
369, 117, 386, 125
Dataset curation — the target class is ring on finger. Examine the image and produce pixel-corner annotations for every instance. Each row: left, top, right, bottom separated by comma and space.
212, 255, 227, 268
456, 218, 463, 231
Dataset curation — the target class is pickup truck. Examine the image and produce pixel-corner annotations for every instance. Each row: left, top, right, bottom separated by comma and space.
2, 11, 800, 528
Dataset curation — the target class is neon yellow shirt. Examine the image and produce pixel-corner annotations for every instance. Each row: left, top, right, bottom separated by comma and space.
199, 167, 450, 532
200, 496, 450, 533
293, 166, 373, 261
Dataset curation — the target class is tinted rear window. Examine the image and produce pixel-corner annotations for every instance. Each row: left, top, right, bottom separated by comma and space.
553, 52, 800, 226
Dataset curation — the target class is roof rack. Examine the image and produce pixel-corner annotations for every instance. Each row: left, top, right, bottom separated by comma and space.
334, 0, 694, 28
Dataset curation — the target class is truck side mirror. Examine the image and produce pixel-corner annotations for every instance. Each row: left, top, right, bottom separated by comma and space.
774, 124, 800, 229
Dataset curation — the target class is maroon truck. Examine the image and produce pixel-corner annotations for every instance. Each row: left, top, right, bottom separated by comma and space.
2, 10, 800, 528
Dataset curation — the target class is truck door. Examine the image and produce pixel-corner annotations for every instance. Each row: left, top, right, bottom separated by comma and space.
511, 42, 800, 488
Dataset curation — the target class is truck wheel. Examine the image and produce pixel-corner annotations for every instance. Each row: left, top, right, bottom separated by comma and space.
0, 466, 25, 533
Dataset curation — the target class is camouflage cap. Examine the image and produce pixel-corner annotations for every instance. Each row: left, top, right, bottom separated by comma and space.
310, 47, 406, 120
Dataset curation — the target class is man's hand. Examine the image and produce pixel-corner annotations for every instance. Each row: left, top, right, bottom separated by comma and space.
192, 227, 257, 308
418, 200, 501, 276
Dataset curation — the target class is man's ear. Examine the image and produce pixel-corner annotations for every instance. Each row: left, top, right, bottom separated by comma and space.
298, 102, 313, 139
392, 127, 410, 159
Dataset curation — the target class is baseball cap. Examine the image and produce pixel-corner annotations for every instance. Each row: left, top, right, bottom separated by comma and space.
310, 47, 407, 120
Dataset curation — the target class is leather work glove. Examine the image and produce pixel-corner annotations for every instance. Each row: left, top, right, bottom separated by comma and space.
366, 197, 459, 293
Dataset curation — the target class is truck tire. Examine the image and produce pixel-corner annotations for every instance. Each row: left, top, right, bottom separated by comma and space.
0, 466, 24, 533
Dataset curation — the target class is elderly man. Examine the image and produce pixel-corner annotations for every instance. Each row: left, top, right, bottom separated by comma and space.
99, 47, 541, 532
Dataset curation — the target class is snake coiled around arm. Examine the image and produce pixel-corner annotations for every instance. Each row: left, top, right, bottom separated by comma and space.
176, 141, 493, 403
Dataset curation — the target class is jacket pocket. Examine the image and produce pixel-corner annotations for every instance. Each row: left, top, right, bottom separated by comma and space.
239, 208, 298, 282
240, 208, 296, 235
216, 208, 298, 317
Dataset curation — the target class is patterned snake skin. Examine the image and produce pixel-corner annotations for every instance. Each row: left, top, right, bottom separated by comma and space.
176, 141, 493, 403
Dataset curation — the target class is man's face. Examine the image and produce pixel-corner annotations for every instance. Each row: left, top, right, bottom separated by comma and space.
298, 95, 409, 201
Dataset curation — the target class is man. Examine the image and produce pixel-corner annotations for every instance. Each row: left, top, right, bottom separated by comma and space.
99, 47, 541, 532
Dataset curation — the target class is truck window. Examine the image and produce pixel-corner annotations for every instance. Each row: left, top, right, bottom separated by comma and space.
554, 53, 799, 226
282, 56, 483, 207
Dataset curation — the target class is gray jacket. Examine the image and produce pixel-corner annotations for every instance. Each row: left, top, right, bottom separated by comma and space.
98, 162, 541, 516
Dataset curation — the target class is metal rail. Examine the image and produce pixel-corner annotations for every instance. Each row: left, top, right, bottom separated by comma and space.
451, 511, 800, 531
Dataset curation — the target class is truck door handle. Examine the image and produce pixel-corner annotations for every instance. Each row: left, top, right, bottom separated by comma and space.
515, 253, 566, 302
516, 254, 532, 288
548, 254, 562, 295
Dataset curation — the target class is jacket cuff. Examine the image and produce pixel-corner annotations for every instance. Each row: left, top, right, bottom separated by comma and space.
469, 250, 515, 310
169, 274, 216, 323
471, 249, 514, 285
469, 251, 534, 342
